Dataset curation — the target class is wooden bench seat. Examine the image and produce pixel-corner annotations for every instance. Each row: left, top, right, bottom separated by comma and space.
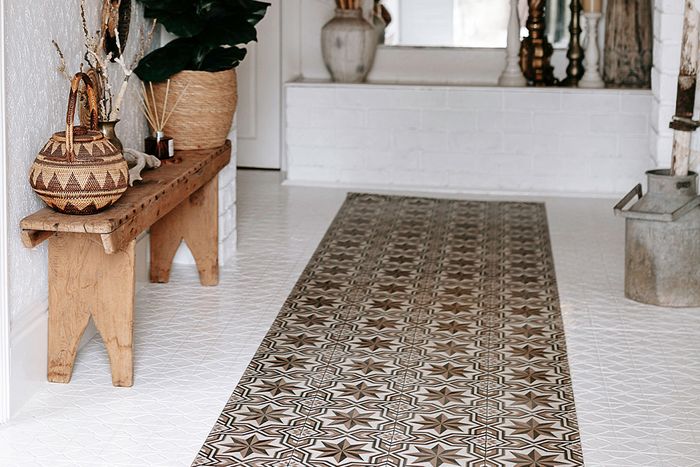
19, 141, 232, 387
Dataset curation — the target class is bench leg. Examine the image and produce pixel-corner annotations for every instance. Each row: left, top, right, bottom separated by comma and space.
150, 177, 219, 286
48, 233, 135, 387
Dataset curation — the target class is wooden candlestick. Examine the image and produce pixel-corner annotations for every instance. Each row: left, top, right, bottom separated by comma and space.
561, 0, 585, 86
499, 0, 527, 86
519, 0, 556, 86
579, 12, 605, 88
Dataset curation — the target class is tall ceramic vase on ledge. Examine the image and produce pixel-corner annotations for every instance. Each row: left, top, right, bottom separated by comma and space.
322, 9, 378, 83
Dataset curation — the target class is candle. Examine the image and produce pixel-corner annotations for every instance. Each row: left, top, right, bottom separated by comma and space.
582, 0, 602, 13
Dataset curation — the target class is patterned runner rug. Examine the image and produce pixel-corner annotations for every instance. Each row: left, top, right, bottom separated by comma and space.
194, 194, 583, 467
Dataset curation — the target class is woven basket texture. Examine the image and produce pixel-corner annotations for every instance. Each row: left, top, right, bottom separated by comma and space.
153, 69, 238, 151
30, 134, 128, 215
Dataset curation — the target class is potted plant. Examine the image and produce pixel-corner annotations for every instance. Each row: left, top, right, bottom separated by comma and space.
134, 0, 270, 150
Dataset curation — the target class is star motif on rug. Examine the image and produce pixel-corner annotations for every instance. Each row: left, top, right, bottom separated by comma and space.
410, 444, 463, 467
509, 345, 549, 360
508, 391, 554, 409
300, 296, 338, 309
510, 324, 547, 338
291, 313, 328, 327
338, 382, 385, 400
241, 405, 288, 425
254, 378, 300, 396
314, 439, 369, 463
222, 435, 276, 457
441, 286, 472, 297
506, 449, 565, 467
423, 386, 465, 405
280, 334, 317, 347
334, 239, 361, 249
309, 280, 344, 291
357, 336, 394, 351
438, 302, 467, 313
510, 290, 543, 300
364, 317, 400, 330
435, 320, 472, 334
370, 298, 405, 311
431, 341, 464, 356
510, 306, 544, 317
348, 358, 386, 374
327, 409, 374, 429
508, 367, 552, 383
507, 418, 561, 439
268, 355, 311, 371
376, 283, 409, 294
428, 362, 468, 378
416, 414, 464, 434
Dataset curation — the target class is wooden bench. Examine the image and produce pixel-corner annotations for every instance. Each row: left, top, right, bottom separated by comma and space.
19, 141, 232, 387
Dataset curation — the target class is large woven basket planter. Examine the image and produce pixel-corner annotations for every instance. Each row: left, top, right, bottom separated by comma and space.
153, 69, 237, 151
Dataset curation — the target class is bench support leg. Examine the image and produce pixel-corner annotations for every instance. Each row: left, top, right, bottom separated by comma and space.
48, 233, 135, 387
150, 176, 219, 286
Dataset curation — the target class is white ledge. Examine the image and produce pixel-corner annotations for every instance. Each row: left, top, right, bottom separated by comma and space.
285, 78, 653, 95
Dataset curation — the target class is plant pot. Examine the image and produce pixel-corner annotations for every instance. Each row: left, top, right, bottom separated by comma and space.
152, 69, 237, 151
322, 9, 378, 83
614, 169, 700, 307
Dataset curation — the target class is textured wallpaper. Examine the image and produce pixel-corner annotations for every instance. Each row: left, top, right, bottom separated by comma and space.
5, 1, 148, 326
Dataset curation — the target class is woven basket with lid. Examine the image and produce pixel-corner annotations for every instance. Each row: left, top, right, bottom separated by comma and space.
30, 72, 128, 215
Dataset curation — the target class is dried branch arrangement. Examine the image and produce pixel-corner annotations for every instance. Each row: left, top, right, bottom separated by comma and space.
336, 0, 362, 9
52, 0, 156, 122
138, 80, 190, 133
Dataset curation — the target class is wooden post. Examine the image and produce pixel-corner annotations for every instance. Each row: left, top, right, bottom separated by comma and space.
48, 233, 135, 387
150, 177, 219, 286
671, 0, 700, 176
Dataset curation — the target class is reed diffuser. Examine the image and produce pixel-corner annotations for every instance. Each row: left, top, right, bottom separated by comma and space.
139, 80, 189, 160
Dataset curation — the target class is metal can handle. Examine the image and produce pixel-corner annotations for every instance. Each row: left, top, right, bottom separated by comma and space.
614, 183, 700, 222
613, 184, 642, 216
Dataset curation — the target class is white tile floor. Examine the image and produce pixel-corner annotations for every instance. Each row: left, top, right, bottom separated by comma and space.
1, 170, 700, 466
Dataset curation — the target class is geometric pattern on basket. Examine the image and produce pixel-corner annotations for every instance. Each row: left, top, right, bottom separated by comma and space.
30, 135, 128, 215
193, 193, 584, 467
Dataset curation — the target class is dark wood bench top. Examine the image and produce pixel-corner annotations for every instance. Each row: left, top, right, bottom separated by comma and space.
20, 141, 231, 254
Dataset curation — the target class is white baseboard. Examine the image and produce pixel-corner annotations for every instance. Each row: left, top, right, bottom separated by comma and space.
8, 233, 150, 419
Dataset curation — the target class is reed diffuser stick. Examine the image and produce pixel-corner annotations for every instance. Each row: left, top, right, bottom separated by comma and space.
160, 79, 170, 131
148, 82, 160, 130
161, 82, 191, 129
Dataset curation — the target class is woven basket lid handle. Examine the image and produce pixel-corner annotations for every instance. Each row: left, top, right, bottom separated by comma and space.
65, 72, 99, 162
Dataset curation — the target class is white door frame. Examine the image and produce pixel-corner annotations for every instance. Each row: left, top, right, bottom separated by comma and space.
0, 0, 10, 424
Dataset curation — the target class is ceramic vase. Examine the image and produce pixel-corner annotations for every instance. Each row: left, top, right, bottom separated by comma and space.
322, 9, 378, 83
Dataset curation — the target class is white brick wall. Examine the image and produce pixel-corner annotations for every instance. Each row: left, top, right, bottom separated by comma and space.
285, 83, 653, 196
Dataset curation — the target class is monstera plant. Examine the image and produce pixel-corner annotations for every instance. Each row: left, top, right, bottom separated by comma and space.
134, 0, 270, 150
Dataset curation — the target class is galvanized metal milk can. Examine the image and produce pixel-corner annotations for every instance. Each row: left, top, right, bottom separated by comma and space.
614, 169, 700, 307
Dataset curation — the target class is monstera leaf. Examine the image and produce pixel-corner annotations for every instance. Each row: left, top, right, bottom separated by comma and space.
134, 0, 270, 82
